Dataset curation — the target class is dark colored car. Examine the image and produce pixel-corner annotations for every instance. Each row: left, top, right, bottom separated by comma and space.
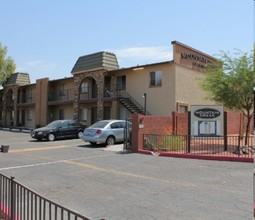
31, 119, 86, 141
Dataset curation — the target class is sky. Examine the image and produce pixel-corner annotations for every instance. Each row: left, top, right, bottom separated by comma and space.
0, 0, 254, 84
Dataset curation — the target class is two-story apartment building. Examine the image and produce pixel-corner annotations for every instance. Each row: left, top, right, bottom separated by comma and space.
0, 41, 217, 128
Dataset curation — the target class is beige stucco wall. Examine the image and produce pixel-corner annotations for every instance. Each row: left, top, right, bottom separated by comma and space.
112, 63, 176, 116
48, 77, 74, 100
174, 64, 215, 110
48, 105, 73, 121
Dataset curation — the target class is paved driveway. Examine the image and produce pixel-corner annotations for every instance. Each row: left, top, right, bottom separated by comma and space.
0, 130, 253, 220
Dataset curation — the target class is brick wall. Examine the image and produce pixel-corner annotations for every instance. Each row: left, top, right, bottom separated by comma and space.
173, 112, 188, 135
131, 112, 254, 152
227, 112, 254, 134
130, 114, 173, 152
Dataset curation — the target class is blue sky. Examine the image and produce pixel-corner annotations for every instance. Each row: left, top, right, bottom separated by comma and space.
0, 0, 253, 83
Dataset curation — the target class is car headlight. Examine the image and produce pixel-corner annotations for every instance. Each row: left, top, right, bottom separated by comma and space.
38, 131, 43, 135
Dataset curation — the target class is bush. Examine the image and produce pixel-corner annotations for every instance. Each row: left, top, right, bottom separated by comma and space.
161, 135, 185, 151
144, 134, 185, 152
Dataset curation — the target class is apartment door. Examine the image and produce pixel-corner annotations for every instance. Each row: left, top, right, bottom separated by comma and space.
117, 75, 126, 90
21, 110, 25, 126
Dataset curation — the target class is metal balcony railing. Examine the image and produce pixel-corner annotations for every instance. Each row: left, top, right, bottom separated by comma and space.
48, 88, 74, 102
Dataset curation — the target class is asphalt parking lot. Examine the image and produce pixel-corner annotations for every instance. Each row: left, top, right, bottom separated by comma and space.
0, 130, 253, 220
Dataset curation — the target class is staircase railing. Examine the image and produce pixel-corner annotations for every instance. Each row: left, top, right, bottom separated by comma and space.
117, 90, 150, 115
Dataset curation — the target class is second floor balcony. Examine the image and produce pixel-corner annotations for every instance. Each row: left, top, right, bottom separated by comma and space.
18, 96, 35, 104
48, 88, 74, 103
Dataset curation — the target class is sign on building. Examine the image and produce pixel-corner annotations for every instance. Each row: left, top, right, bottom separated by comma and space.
190, 105, 224, 136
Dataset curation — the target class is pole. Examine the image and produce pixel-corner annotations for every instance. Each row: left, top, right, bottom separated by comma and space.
143, 93, 147, 115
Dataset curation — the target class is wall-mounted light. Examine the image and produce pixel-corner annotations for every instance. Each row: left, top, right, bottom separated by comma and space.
133, 67, 144, 71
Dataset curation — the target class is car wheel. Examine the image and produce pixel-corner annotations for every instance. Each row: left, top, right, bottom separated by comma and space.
77, 131, 83, 138
106, 136, 115, 146
48, 133, 55, 141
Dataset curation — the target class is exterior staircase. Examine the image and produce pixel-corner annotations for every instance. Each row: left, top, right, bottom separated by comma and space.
118, 91, 150, 115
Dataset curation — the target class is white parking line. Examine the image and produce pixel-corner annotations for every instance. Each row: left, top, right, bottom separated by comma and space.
0, 154, 115, 171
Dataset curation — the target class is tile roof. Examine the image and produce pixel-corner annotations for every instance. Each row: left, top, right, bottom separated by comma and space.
4, 72, 30, 86
71, 51, 119, 73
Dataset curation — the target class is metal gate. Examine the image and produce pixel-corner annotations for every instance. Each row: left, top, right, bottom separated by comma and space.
123, 118, 132, 151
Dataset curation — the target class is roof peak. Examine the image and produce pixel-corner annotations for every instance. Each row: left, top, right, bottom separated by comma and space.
71, 51, 119, 74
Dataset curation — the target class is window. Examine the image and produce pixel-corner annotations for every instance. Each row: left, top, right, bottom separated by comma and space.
81, 82, 88, 93
27, 89, 33, 101
110, 122, 122, 129
179, 106, 188, 113
69, 121, 76, 127
150, 71, 162, 87
177, 102, 188, 113
27, 110, 32, 121
80, 108, 88, 121
61, 121, 69, 128
59, 84, 66, 96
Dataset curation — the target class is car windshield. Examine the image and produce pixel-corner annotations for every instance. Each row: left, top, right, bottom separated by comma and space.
90, 121, 110, 129
46, 121, 61, 128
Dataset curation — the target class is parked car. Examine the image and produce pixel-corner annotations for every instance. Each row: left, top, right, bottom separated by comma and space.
31, 119, 86, 141
81, 119, 132, 145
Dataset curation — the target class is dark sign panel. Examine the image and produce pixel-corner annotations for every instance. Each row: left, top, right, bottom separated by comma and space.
194, 108, 221, 119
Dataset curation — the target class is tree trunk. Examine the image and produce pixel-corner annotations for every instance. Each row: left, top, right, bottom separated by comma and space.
244, 114, 251, 146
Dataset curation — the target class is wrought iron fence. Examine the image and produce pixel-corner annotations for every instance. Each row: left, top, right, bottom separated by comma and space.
0, 174, 90, 220
143, 134, 254, 158
254, 170, 255, 217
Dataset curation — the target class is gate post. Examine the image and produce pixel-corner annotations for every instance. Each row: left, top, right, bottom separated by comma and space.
10, 176, 15, 220
187, 111, 191, 153
123, 118, 128, 150
224, 111, 228, 151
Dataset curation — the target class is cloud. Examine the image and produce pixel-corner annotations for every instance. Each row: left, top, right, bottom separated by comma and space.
16, 60, 57, 73
25, 60, 43, 66
16, 60, 58, 83
110, 46, 173, 67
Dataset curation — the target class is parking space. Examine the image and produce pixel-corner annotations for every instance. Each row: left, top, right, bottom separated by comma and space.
0, 130, 253, 220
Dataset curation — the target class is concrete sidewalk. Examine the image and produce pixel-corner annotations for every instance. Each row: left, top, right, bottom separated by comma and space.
103, 144, 131, 153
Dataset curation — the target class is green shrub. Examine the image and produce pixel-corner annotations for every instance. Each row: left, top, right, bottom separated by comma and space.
161, 135, 185, 151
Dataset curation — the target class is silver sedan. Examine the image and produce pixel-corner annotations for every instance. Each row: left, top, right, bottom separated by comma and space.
81, 120, 131, 145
